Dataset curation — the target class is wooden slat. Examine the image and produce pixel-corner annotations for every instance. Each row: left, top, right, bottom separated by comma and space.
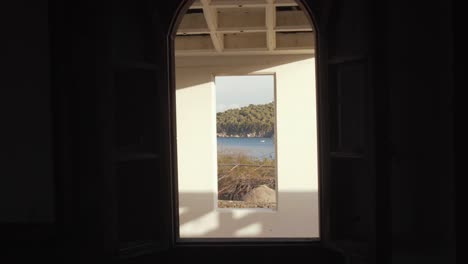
217, 7, 266, 28
175, 48, 314, 56
216, 26, 267, 33
189, 0, 203, 9
178, 13, 209, 32
276, 10, 310, 28
210, 0, 267, 8
223, 32, 267, 49
274, 0, 298, 6
207, 0, 298, 8
275, 25, 312, 32
276, 32, 315, 49
175, 35, 215, 51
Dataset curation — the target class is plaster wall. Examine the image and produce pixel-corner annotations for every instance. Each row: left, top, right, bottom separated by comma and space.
176, 54, 319, 238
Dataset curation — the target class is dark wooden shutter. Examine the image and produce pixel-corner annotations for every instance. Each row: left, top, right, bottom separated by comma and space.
327, 58, 375, 262
321, 0, 377, 263
110, 1, 171, 259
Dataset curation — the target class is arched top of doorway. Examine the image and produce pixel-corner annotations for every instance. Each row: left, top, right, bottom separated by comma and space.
166, 0, 332, 48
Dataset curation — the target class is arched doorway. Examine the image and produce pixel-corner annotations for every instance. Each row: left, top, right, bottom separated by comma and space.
51, 0, 380, 261
171, 0, 322, 240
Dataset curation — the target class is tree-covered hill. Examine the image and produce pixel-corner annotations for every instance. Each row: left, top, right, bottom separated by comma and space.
217, 102, 275, 137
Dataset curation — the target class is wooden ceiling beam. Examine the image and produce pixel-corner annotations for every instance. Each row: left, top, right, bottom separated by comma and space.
266, 0, 276, 51
201, 0, 224, 52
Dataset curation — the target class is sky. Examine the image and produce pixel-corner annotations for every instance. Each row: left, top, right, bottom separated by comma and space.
215, 75, 274, 113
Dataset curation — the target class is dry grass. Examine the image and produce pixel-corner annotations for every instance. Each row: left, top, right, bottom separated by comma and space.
217, 151, 276, 206
217, 200, 276, 209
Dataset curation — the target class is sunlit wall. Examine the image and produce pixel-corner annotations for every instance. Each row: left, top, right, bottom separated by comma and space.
175, 54, 319, 238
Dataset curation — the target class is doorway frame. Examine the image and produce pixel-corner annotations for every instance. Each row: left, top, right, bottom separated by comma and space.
165, 0, 332, 246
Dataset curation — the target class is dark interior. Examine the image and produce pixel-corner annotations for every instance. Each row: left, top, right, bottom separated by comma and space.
1, 0, 454, 263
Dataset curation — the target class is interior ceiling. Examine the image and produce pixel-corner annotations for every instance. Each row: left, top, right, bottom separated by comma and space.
175, 0, 315, 56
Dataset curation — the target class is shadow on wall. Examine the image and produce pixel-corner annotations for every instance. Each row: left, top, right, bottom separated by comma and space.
175, 54, 315, 90
178, 191, 319, 238
176, 54, 319, 238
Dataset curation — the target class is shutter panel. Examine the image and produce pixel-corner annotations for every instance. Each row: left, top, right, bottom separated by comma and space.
328, 59, 374, 258
113, 67, 166, 258
324, 57, 375, 263
329, 61, 366, 155
321, 0, 376, 262
110, 1, 171, 259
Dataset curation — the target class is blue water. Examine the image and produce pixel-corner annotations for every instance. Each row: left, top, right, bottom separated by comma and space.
217, 137, 275, 159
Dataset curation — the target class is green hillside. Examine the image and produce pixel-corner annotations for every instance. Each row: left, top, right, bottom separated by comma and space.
217, 102, 275, 137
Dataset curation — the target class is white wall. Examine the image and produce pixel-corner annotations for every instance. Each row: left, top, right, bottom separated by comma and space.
176, 54, 319, 238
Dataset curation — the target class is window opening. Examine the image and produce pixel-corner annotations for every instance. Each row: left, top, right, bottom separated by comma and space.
215, 75, 277, 210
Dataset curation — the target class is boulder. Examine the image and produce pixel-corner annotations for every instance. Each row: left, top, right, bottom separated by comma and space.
242, 185, 276, 203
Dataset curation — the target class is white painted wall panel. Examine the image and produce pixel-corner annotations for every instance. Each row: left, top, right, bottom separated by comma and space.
176, 54, 319, 238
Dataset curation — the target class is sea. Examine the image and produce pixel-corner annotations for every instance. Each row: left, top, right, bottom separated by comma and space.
217, 137, 275, 160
